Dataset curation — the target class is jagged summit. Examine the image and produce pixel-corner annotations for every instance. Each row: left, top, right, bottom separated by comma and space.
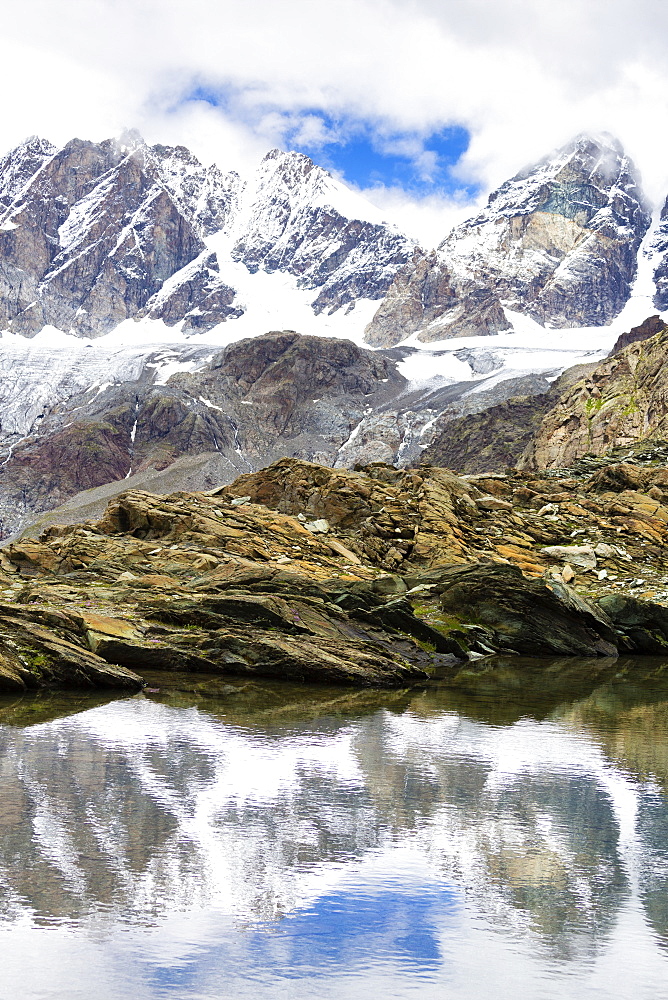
364, 132, 652, 346
115, 127, 146, 151
476, 132, 641, 224
0, 128, 662, 348
479, 134, 646, 244
0, 134, 57, 210
0, 132, 416, 338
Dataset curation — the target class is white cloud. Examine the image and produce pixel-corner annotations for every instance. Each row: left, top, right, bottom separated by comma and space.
0, 0, 667, 244
354, 183, 485, 248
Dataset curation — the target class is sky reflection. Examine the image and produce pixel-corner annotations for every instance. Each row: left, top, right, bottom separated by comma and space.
0, 673, 667, 998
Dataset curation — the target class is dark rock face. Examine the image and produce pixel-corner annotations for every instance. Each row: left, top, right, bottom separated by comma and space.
434, 563, 618, 656
419, 363, 598, 473
365, 134, 651, 346
597, 594, 668, 653
0, 137, 209, 336
609, 314, 667, 356
419, 395, 552, 473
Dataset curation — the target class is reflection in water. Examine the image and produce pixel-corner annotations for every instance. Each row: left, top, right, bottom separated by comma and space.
0, 664, 667, 999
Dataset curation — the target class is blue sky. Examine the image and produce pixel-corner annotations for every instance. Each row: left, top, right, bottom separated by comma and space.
283, 116, 478, 199
185, 89, 478, 201
333, 132, 472, 195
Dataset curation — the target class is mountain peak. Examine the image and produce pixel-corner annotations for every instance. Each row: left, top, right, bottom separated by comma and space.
478, 129, 645, 222
569, 130, 624, 155
259, 147, 325, 188
262, 147, 320, 167
115, 128, 147, 153
15, 134, 57, 156
0, 135, 58, 212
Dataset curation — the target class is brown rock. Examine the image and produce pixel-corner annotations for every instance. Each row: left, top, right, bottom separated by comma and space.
364, 250, 509, 347
520, 326, 668, 469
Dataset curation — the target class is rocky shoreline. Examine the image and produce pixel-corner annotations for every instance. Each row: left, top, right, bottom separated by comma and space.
4, 450, 668, 693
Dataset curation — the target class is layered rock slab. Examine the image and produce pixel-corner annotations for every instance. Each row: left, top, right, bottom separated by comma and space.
7, 451, 668, 689
3, 484, 462, 688
0, 603, 142, 693
432, 563, 618, 656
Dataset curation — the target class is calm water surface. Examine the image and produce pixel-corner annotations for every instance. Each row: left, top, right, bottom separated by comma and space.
1, 658, 668, 999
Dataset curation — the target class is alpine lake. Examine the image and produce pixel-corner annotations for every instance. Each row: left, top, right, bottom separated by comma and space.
1, 656, 668, 1000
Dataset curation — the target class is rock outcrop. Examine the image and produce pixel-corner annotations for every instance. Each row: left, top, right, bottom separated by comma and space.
520, 325, 668, 469
363, 250, 510, 347
597, 594, 668, 653
0, 602, 142, 692
608, 314, 667, 356
420, 394, 553, 474
6, 451, 668, 691
433, 562, 618, 656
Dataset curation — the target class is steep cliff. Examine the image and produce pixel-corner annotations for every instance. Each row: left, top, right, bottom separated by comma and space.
0, 133, 415, 338
520, 325, 668, 469
365, 134, 651, 346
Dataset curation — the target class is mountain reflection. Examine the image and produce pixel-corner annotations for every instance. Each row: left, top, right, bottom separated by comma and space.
0, 665, 667, 972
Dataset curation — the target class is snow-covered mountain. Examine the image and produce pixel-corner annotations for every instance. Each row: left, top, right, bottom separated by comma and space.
1, 129, 667, 536
365, 134, 653, 345
0, 130, 416, 339
0, 129, 661, 350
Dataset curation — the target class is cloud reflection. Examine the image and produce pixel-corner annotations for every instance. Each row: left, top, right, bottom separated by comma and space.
0, 673, 667, 997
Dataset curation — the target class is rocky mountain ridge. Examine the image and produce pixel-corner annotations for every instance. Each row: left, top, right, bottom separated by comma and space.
4, 310, 668, 542
0, 130, 416, 339
0, 129, 661, 347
